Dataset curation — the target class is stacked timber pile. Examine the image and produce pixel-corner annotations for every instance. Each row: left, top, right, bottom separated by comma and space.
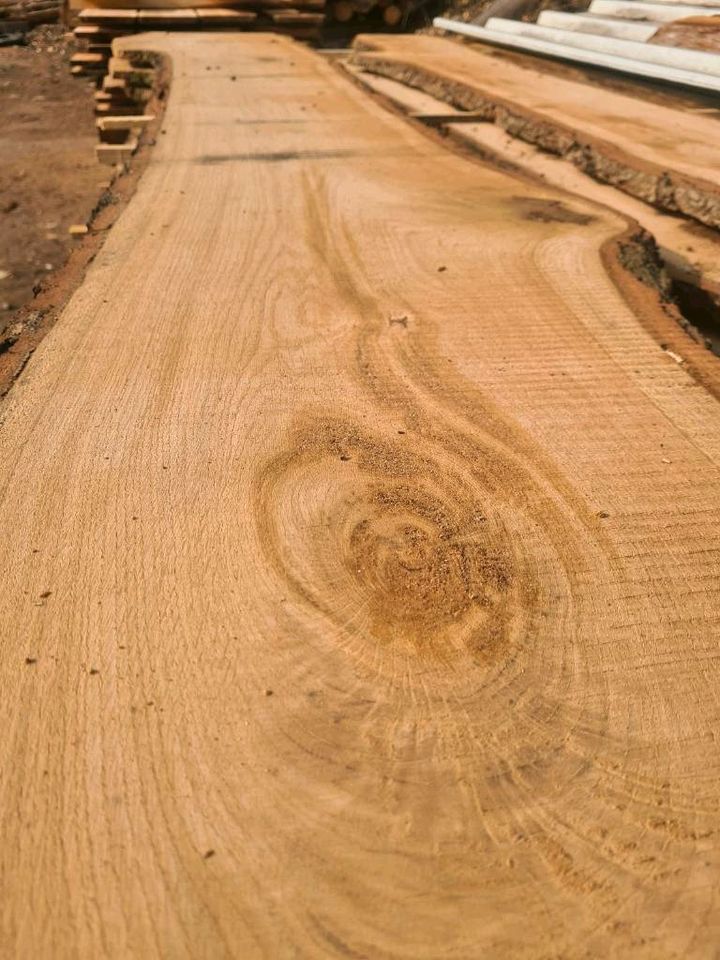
329, 0, 427, 26
66, 0, 325, 41
88, 48, 159, 163
0, 0, 60, 23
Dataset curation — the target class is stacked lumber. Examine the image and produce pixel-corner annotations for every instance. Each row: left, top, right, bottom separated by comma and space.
88, 51, 159, 164
71, 4, 323, 38
0, 0, 60, 22
67, 0, 326, 36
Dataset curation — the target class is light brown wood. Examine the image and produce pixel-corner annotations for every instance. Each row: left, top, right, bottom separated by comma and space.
97, 113, 155, 129
351, 33, 720, 230
137, 6, 198, 21
345, 66, 720, 309
78, 5, 137, 23
96, 135, 138, 162
3, 30, 720, 960
195, 6, 258, 22
70, 50, 106, 63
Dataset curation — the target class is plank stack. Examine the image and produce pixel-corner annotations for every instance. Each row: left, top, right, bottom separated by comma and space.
83, 48, 160, 165
68, 0, 325, 49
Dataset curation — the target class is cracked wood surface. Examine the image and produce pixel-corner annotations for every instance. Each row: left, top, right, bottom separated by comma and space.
1, 30, 720, 960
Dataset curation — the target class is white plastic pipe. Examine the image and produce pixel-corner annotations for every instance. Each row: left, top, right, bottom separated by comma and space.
432, 16, 720, 92
588, 0, 720, 21
537, 10, 660, 40
486, 16, 720, 76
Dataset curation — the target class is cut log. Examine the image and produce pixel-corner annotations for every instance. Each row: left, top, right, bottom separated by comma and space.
383, 3, 402, 24
331, 0, 353, 19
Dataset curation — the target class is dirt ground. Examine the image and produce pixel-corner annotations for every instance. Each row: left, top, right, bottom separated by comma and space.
0, 25, 108, 337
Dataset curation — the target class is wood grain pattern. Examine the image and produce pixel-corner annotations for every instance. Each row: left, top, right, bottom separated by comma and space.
351, 33, 720, 230
1, 31, 720, 959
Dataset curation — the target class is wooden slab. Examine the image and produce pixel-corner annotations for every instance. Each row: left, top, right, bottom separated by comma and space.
137, 6, 199, 23
95, 101, 144, 114
70, 50, 107, 64
78, 7, 138, 25
351, 33, 720, 229
195, 6, 257, 23
4, 30, 720, 959
97, 113, 155, 128
71, 0, 235, 10
95, 134, 138, 163
74, 22, 125, 37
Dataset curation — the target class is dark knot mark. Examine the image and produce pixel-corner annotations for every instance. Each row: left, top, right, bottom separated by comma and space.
512, 196, 596, 226
196, 149, 358, 166
253, 416, 528, 664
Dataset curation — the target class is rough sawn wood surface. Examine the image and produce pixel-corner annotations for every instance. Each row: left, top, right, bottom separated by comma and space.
1, 30, 720, 960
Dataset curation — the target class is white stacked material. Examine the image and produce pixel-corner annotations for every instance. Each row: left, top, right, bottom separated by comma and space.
536, 10, 660, 40
485, 15, 720, 76
433, 16, 720, 91
638, 0, 720, 7
588, 0, 720, 21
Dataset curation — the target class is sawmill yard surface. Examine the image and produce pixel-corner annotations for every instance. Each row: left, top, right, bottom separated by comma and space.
3, 11, 720, 960
0, 26, 108, 331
